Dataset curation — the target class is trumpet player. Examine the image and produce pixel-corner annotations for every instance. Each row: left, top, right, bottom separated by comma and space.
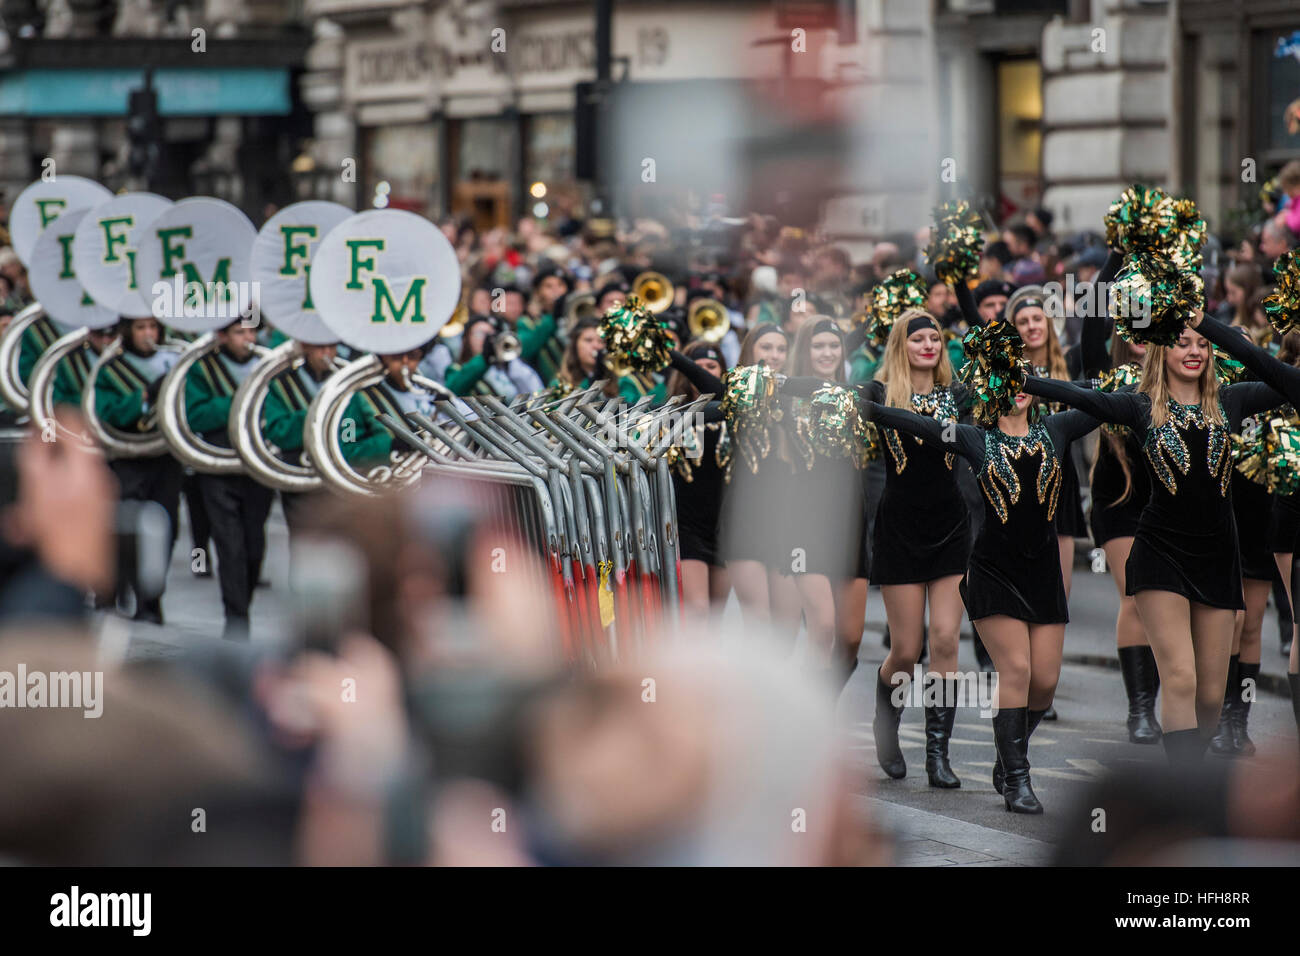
185, 319, 273, 640
444, 316, 543, 400
513, 266, 571, 384
93, 316, 183, 624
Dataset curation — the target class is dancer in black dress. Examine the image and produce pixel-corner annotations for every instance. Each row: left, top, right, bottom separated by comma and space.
861, 383, 1102, 813
851, 309, 970, 786
664, 340, 731, 625
778, 318, 870, 679
1075, 301, 1162, 744
1189, 310, 1300, 735
1023, 322, 1285, 763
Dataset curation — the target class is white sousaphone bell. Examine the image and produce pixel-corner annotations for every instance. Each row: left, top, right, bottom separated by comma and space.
300, 208, 464, 497
0, 175, 111, 419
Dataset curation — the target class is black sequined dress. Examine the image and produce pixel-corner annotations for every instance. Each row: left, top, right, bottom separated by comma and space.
868, 404, 1100, 623
862, 380, 970, 584
1025, 374, 1285, 610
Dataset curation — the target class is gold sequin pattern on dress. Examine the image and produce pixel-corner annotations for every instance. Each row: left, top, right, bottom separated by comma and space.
979, 423, 1062, 524
1143, 399, 1231, 496
881, 387, 958, 474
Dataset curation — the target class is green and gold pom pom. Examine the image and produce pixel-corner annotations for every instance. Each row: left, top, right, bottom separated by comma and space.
807, 384, 877, 467
599, 294, 674, 375
721, 363, 776, 474
1232, 409, 1300, 496
1263, 248, 1300, 337
1169, 197, 1207, 269
866, 269, 930, 348
1109, 252, 1204, 347
924, 200, 984, 287
958, 319, 1027, 425
1105, 184, 1178, 258
1214, 348, 1248, 385
1098, 362, 1142, 436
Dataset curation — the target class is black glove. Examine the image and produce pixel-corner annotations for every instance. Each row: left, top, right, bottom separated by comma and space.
594, 349, 611, 379
144, 376, 164, 405
481, 331, 500, 366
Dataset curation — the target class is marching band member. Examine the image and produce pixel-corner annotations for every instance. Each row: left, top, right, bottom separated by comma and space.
1023, 321, 1285, 764
93, 316, 182, 623
260, 340, 379, 538
185, 319, 274, 640
359, 342, 473, 468
553, 316, 666, 405
51, 327, 115, 409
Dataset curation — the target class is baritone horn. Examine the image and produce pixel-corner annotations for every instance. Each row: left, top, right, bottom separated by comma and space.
82, 334, 188, 459
0, 303, 50, 415
302, 352, 455, 498
229, 340, 347, 493
156, 333, 271, 474
631, 271, 674, 314
687, 297, 729, 344
27, 325, 94, 444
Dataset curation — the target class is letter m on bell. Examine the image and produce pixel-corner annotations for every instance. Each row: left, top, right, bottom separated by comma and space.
370, 275, 427, 324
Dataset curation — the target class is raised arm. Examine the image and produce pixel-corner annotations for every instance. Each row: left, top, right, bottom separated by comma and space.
668, 349, 724, 396
1023, 376, 1146, 430
1222, 381, 1288, 425
865, 401, 985, 465
955, 281, 982, 329
1198, 314, 1300, 407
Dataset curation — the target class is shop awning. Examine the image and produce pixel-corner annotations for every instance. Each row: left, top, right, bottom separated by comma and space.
0, 67, 291, 116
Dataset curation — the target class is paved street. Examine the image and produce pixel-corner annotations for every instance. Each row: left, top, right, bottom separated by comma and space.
113, 504, 1299, 866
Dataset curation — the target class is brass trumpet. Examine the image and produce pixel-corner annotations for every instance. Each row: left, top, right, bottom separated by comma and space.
631, 271, 674, 314
687, 297, 729, 344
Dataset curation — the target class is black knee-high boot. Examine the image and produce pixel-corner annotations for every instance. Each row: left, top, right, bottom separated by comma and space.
873, 668, 907, 779
993, 706, 1047, 794
993, 707, 1042, 813
1162, 727, 1207, 766
1118, 646, 1162, 743
1231, 661, 1259, 756
1210, 654, 1241, 756
924, 677, 960, 788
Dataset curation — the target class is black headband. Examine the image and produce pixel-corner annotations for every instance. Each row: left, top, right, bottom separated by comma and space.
906, 314, 939, 336
751, 324, 788, 343
810, 318, 841, 337
687, 344, 724, 365
1009, 296, 1044, 321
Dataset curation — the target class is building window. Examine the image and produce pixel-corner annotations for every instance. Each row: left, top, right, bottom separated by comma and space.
1258, 26, 1300, 163
362, 122, 440, 216
996, 57, 1043, 215
524, 112, 575, 190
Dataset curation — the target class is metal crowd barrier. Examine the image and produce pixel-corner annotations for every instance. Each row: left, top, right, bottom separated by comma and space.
377, 384, 709, 665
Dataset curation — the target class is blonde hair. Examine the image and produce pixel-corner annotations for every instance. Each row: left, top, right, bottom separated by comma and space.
873, 308, 953, 408
1139, 339, 1224, 429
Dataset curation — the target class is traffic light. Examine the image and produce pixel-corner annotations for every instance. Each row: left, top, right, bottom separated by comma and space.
126, 73, 162, 186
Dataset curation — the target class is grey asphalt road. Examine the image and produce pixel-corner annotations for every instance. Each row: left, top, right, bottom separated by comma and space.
117, 503, 1299, 866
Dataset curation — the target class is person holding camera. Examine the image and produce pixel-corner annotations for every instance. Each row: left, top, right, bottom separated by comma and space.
443, 316, 543, 400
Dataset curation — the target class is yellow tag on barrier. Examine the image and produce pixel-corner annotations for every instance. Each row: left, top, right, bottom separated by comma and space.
598, 560, 615, 628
